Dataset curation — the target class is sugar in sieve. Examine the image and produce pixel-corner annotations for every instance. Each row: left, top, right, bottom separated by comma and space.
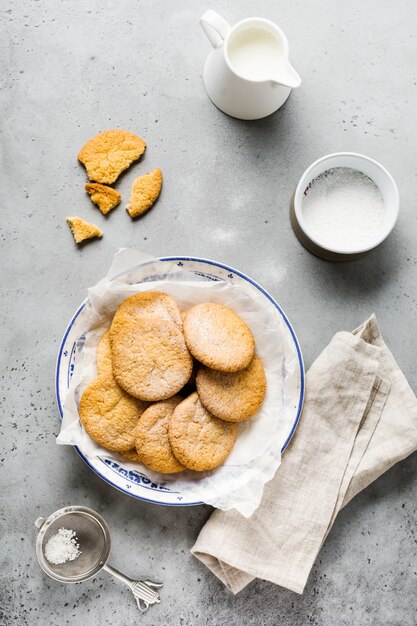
35, 505, 162, 612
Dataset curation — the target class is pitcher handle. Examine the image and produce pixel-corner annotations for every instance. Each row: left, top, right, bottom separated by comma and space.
200, 10, 231, 49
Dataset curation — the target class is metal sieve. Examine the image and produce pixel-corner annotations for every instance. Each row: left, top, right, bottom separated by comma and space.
35, 505, 162, 612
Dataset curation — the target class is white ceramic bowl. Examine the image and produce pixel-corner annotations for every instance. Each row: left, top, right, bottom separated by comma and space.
292, 152, 399, 259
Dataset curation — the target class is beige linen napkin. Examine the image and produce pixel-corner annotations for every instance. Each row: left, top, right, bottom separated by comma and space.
191, 315, 417, 594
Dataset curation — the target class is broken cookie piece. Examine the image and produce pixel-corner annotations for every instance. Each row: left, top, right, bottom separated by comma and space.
78, 130, 146, 184
85, 183, 121, 215
126, 168, 163, 219
67, 217, 103, 244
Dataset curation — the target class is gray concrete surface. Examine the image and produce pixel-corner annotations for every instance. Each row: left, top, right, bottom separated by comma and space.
1, 0, 416, 624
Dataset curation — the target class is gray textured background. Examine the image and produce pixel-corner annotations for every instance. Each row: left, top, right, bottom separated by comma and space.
1, 0, 416, 624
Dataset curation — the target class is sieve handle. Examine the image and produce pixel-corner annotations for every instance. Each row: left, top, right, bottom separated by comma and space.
103, 563, 133, 586
103, 563, 162, 612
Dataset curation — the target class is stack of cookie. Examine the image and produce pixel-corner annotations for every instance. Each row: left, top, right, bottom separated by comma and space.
79, 292, 266, 474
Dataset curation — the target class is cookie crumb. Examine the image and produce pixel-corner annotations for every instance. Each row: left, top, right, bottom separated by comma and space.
67, 217, 103, 244
85, 183, 121, 215
126, 168, 163, 219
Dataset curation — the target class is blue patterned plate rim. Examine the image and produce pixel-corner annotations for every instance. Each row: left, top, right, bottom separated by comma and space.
55, 256, 305, 507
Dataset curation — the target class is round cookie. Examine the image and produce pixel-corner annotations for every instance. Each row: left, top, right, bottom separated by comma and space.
111, 316, 193, 401
196, 355, 267, 422
96, 330, 113, 378
79, 377, 147, 452
168, 392, 237, 471
133, 396, 185, 473
110, 291, 182, 341
183, 303, 255, 372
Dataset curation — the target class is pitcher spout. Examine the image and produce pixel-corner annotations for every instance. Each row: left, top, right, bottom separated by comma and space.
271, 62, 301, 89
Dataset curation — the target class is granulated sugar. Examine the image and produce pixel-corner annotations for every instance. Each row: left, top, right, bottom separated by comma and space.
44, 527, 81, 565
302, 167, 385, 250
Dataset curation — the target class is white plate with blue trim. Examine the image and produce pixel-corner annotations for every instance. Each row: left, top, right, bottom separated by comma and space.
56, 257, 304, 507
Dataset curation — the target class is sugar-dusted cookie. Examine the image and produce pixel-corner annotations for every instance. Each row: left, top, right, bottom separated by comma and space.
168, 392, 237, 471
78, 130, 146, 184
67, 217, 103, 244
79, 377, 147, 452
110, 291, 182, 342
96, 330, 113, 378
133, 396, 185, 473
85, 183, 121, 215
183, 303, 255, 372
196, 355, 266, 422
111, 317, 193, 402
126, 168, 162, 218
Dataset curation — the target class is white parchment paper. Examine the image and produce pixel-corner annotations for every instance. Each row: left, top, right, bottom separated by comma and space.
57, 249, 294, 517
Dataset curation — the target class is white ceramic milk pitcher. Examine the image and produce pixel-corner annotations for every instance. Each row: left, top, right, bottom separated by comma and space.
200, 10, 301, 120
